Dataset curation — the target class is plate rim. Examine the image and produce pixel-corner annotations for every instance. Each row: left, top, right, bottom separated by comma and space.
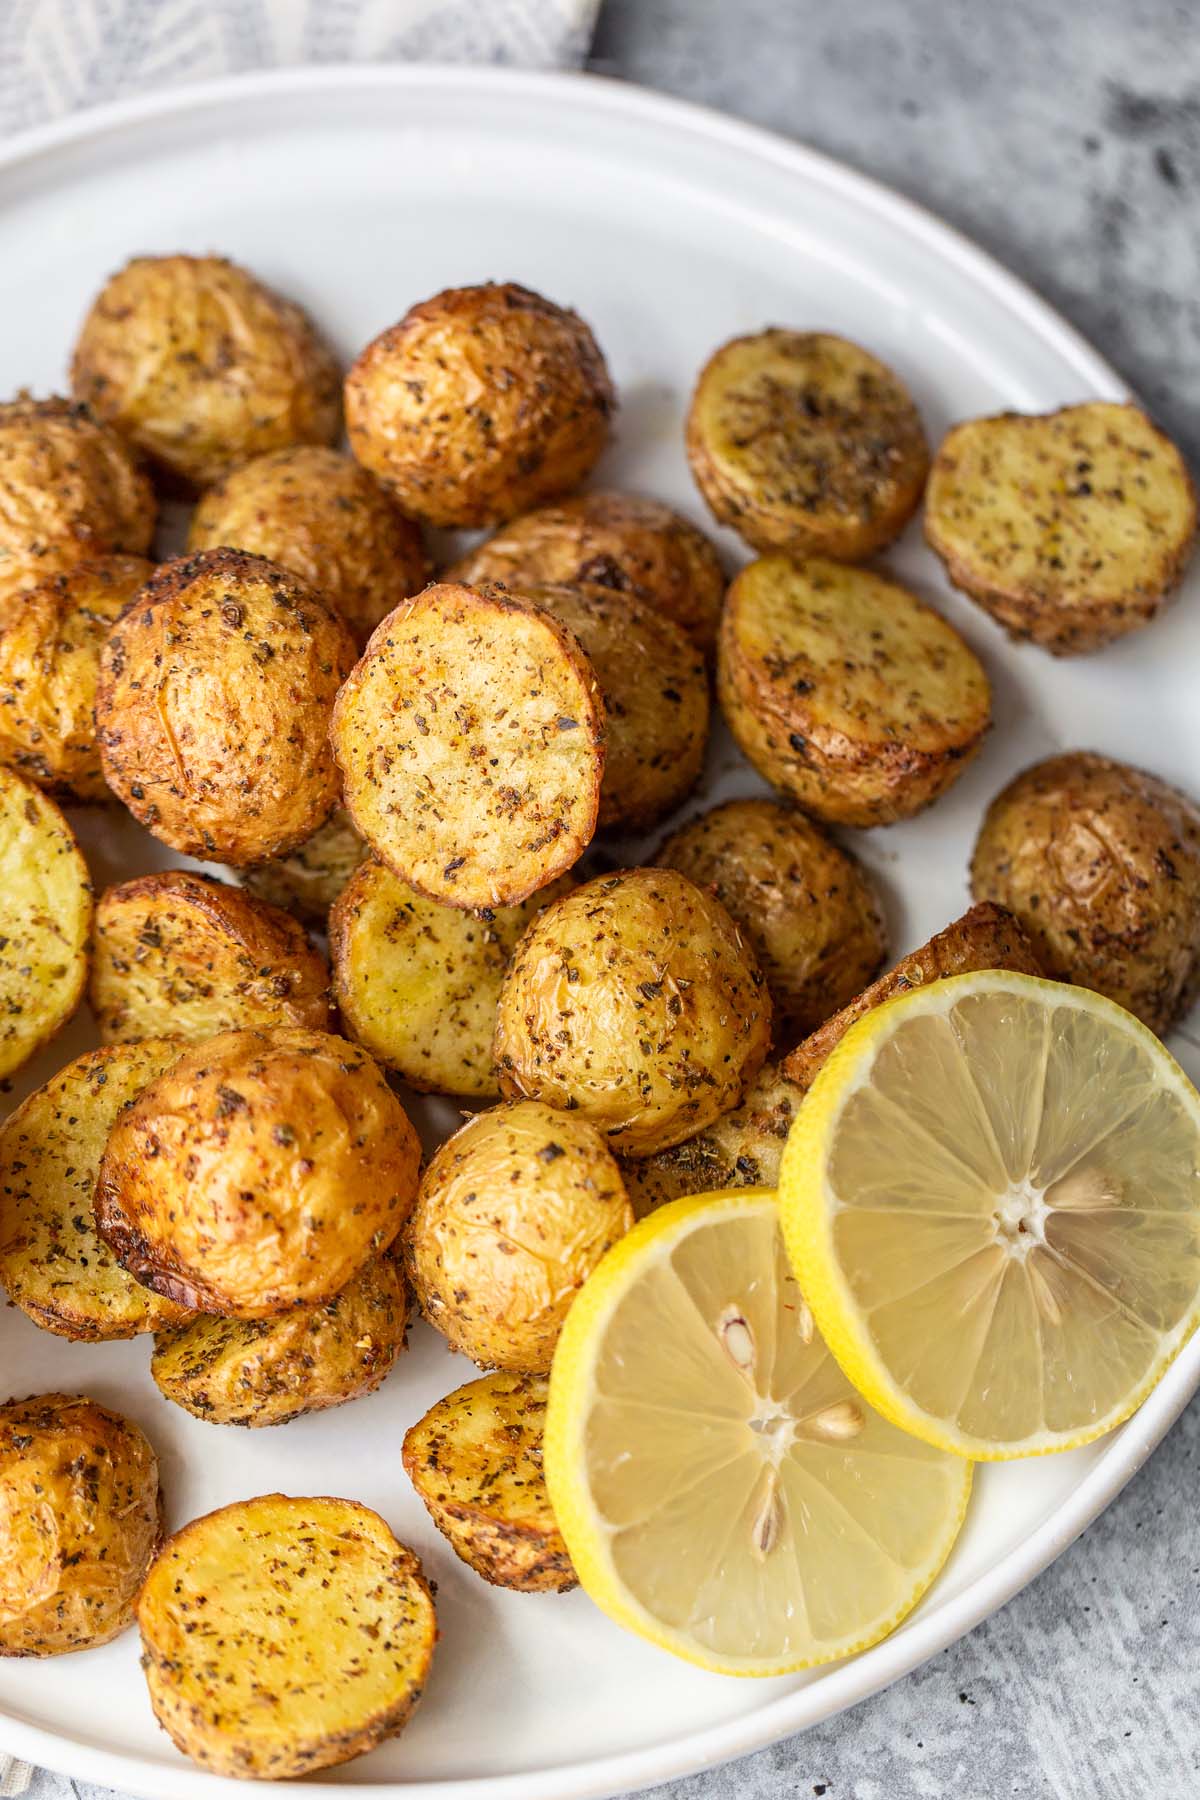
0, 58, 1186, 1800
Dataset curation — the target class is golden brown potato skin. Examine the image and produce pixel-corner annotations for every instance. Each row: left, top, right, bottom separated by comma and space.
494, 868, 773, 1156
403, 1373, 575, 1593
405, 1101, 632, 1372
0, 1394, 161, 1656
242, 808, 366, 925
151, 1254, 407, 1427
655, 798, 887, 1039
90, 869, 330, 1044
925, 403, 1197, 655
137, 1495, 436, 1779
718, 555, 991, 827
95, 1028, 421, 1317
187, 446, 429, 646
446, 491, 726, 654
781, 902, 1043, 1089
71, 255, 341, 490
686, 330, 929, 560
96, 548, 355, 866
345, 283, 614, 528
970, 753, 1200, 1033
0, 768, 92, 1080
619, 1061, 803, 1218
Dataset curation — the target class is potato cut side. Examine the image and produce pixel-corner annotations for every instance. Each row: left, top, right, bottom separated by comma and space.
332, 582, 604, 909
137, 1495, 436, 1778
619, 1061, 803, 1218
925, 402, 1197, 654
242, 808, 367, 924
717, 555, 990, 827
404, 1372, 575, 1593
90, 869, 330, 1044
0, 767, 92, 1079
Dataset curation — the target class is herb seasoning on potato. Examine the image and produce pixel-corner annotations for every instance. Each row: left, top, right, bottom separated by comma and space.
242, 807, 366, 925
0, 766, 92, 1079
618, 1060, 804, 1218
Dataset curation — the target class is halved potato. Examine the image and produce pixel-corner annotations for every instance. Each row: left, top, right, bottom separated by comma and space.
618, 1060, 803, 1218
137, 1495, 436, 1778
331, 855, 574, 1098
0, 766, 92, 1079
403, 1372, 575, 1593
925, 402, 1197, 654
717, 555, 991, 826
332, 582, 605, 909
0, 1039, 191, 1339
90, 869, 330, 1044
242, 808, 366, 925
686, 330, 929, 560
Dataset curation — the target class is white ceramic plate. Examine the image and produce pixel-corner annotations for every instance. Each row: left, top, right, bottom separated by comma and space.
0, 62, 1197, 1800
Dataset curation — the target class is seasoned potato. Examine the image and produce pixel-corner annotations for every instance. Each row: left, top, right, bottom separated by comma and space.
520, 581, 709, 831
137, 1494, 435, 1778
331, 856, 574, 1098
0, 1394, 161, 1656
718, 555, 991, 827
332, 582, 604, 909
0, 396, 155, 597
187, 446, 429, 646
494, 868, 772, 1156
925, 402, 1197, 655
686, 330, 929, 560
71, 255, 341, 490
619, 1060, 803, 1217
90, 869, 330, 1044
97, 548, 355, 865
151, 1254, 407, 1427
446, 490, 726, 654
0, 768, 92, 1079
405, 1100, 632, 1372
781, 901, 1043, 1089
0, 554, 153, 801
0, 1040, 191, 1339
345, 282, 614, 528
242, 808, 367, 925
970, 752, 1200, 1033
95, 1028, 421, 1317
655, 797, 887, 1038
403, 1373, 574, 1593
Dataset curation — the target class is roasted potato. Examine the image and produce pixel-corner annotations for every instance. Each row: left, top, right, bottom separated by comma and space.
925, 402, 1197, 655
405, 1100, 632, 1372
95, 1028, 421, 1317
137, 1494, 436, 1778
0, 1040, 191, 1339
655, 797, 887, 1039
403, 1373, 574, 1593
242, 807, 367, 925
345, 282, 614, 528
0, 767, 92, 1079
618, 1060, 802, 1218
96, 548, 355, 865
151, 1254, 407, 1427
781, 901, 1042, 1089
90, 869, 330, 1044
494, 867, 772, 1156
331, 856, 574, 1098
71, 255, 341, 490
446, 490, 726, 654
970, 752, 1200, 1033
332, 582, 604, 909
187, 445, 429, 647
0, 1394, 161, 1656
0, 554, 154, 801
686, 330, 929, 560
519, 581, 709, 832
718, 555, 991, 826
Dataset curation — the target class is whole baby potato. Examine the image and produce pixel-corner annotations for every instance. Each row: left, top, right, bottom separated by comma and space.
95, 1028, 422, 1317
493, 867, 773, 1156
71, 255, 341, 490
96, 548, 355, 865
345, 283, 614, 528
405, 1100, 633, 1372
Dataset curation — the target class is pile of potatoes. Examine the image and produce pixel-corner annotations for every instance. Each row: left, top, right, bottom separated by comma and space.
0, 248, 1197, 1781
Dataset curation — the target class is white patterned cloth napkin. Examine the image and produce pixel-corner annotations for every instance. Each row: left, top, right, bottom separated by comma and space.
0, 2, 600, 1795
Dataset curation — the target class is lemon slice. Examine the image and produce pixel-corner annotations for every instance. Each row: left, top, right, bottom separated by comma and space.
544, 1190, 971, 1676
780, 971, 1200, 1461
